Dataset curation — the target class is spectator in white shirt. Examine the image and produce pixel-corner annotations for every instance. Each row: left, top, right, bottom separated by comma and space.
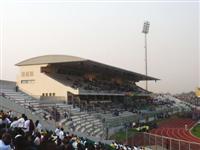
35, 120, 42, 133
54, 127, 60, 137
10, 117, 19, 128
23, 116, 30, 133
34, 132, 41, 146
17, 114, 26, 128
58, 128, 64, 140
7, 110, 14, 118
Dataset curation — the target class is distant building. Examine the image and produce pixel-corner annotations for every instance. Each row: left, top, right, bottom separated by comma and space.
16, 55, 158, 104
196, 88, 200, 97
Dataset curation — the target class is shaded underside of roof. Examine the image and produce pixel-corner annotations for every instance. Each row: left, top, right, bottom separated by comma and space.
87, 60, 158, 81
16, 55, 159, 81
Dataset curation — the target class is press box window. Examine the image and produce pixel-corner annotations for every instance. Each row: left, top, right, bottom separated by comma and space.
26, 72, 29, 77
21, 80, 35, 84
21, 72, 25, 77
30, 72, 34, 76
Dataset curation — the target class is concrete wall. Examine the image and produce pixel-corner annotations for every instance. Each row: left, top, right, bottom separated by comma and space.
16, 64, 79, 100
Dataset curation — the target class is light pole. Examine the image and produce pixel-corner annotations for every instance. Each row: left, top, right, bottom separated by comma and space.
142, 21, 150, 91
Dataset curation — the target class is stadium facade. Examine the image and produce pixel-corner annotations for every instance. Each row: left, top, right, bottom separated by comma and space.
196, 88, 200, 97
16, 55, 158, 105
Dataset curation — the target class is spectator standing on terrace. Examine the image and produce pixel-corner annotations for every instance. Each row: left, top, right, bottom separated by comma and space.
10, 117, 19, 128
2, 92, 5, 98
34, 132, 42, 146
1, 115, 11, 127
59, 128, 65, 140
64, 111, 68, 119
15, 85, 18, 92
0, 110, 4, 116
55, 126, 60, 137
35, 120, 42, 133
17, 114, 26, 128
29, 119, 35, 134
7, 110, 14, 118
185, 124, 188, 130
23, 116, 30, 133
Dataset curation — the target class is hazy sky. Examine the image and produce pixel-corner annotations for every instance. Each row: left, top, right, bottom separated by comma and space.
0, 0, 199, 94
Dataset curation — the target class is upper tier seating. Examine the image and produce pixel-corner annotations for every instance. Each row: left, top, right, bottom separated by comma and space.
47, 72, 149, 95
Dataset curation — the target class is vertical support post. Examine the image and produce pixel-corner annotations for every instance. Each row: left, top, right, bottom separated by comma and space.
69, 106, 71, 119
100, 117, 103, 139
155, 135, 157, 150
145, 33, 148, 91
189, 143, 191, 150
170, 138, 172, 150
24, 99, 26, 114
143, 132, 146, 147
149, 133, 150, 147
126, 126, 128, 144
179, 140, 180, 150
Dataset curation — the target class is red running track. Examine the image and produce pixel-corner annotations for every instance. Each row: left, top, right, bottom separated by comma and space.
150, 118, 200, 143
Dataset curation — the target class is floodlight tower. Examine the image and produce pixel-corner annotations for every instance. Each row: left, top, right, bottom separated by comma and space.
142, 21, 150, 91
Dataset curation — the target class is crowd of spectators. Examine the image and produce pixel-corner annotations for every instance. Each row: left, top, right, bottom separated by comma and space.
0, 109, 149, 150
78, 79, 148, 95
54, 70, 148, 95
80, 94, 177, 117
110, 142, 149, 150
175, 92, 200, 106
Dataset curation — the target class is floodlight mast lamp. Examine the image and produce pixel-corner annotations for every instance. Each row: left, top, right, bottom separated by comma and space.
142, 21, 150, 91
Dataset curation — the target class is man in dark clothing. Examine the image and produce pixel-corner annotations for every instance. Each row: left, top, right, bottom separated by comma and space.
15, 85, 19, 92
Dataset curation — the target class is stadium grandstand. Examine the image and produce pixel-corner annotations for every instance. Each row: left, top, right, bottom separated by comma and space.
15, 55, 158, 100
175, 92, 200, 106
14, 55, 160, 137
0, 54, 199, 150
0, 55, 158, 137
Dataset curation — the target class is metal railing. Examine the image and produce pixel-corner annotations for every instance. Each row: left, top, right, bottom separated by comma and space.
128, 132, 200, 150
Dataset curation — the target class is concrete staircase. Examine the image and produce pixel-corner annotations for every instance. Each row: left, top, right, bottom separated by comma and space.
0, 86, 104, 139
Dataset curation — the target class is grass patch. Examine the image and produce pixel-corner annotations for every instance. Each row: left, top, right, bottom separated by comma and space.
191, 124, 200, 138
110, 128, 138, 143
155, 115, 181, 126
